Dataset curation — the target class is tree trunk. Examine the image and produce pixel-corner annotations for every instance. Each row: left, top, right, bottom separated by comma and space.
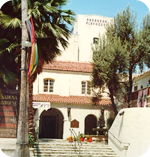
29, 75, 36, 140
14, 0, 30, 156
108, 85, 118, 116
127, 67, 133, 108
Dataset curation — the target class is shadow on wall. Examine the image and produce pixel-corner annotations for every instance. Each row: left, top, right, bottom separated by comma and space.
108, 108, 150, 157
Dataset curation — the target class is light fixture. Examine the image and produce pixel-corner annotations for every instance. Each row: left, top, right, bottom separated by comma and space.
101, 107, 105, 116
67, 104, 71, 117
21, 41, 32, 47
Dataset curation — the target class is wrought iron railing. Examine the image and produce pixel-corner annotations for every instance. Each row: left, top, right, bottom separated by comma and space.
131, 87, 150, 101
69, 128, 82, 155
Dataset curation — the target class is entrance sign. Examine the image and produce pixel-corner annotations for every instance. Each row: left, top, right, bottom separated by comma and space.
0, 90, 19, 138
43, 102, 51, 111
32, 102, 41, 109
71, 119, 79, 128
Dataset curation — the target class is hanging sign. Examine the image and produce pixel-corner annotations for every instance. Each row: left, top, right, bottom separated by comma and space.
32, 102, 42, 109
43, 102, 51, 111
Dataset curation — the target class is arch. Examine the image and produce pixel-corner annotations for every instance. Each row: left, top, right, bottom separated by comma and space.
84, 114, 97, 135
39, 108, 64, 139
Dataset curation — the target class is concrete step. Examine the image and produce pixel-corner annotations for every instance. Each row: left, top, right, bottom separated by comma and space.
33, 139, 119, 157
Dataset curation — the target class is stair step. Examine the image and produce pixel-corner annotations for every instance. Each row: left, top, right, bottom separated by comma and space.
33, 139, 118, 157
35, 154, 119, 157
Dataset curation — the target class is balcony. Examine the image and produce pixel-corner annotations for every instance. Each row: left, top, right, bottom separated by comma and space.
131, 87, 150, 101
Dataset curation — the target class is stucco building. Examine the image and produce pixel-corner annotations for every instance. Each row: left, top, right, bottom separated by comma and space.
32, 14, 114, 139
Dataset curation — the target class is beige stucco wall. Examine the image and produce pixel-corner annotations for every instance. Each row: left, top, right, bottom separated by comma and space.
33, 70, 92, 96
34, 103, 112, 139
108, 108, 150, 157
56, 14, 113, 62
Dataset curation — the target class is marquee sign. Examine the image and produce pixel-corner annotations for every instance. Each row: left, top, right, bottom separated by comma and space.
0, 90, 19, 138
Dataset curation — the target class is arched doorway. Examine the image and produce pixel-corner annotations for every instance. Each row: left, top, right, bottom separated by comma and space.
85, 114, 97, 135
39, 108, 64, 139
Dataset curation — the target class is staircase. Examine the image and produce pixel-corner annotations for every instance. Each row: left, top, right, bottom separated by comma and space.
33, 139, 119, 157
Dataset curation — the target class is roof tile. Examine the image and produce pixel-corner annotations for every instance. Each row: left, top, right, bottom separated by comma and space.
43, 61, 92, 73
33, 94, 111, 105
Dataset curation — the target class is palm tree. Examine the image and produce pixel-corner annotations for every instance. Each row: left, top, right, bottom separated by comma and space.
0, 38, 19, 96
0, 0, 75, 155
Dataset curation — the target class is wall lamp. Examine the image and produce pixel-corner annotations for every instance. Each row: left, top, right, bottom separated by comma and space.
21, 41, 32, 48
101, 106, 105, 116
67, 104, 71, 117
119, 111, 124, 116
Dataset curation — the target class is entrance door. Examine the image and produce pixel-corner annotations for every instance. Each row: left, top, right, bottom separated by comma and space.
85, 115, 97, 135
41, 116, 57, 138
39, 108, 64, 139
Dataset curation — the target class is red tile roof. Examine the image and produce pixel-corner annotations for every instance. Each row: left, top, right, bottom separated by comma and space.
43, 61, 92, 73
33, 94, 111, 105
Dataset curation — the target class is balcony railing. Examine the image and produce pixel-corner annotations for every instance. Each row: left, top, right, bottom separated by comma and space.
131, 87, 150, 101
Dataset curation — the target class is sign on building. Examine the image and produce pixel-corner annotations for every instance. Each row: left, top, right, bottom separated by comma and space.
0, 90, 19, 138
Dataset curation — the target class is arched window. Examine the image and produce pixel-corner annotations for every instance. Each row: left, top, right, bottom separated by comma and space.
43, 79, 54, 93
81, 81, 91, 95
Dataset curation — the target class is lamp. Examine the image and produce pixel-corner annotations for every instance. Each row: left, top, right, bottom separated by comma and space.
21, 41, 32, 47
101, 107, 105, 116
67, 104, 71, 117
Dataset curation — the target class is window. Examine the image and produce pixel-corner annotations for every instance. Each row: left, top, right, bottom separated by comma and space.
93, 37, 98, 44
44, 79, 54, 92
81, 81, 91, 95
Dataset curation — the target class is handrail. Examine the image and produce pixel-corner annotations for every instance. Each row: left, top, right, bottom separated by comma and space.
108, 130, 130, 149
69, 129, 82, 155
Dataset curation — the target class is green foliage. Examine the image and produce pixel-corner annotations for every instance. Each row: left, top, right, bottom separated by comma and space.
0, 0, 75, 89
92, 6, 148, 110
79, 133, 85, 138
29, 134, 35, 148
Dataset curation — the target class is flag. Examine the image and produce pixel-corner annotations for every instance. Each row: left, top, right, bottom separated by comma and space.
26, 16, 38, 77
137, 90, 143, 107
142, 88, 148, 107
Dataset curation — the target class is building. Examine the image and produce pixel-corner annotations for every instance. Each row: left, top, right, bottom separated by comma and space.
32, 14, 114, 139
131, 70, 150, 107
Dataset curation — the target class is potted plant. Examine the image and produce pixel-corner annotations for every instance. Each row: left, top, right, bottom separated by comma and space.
79, 133, 85, 142
86, 135, 92, 142
67, 136, 74, 142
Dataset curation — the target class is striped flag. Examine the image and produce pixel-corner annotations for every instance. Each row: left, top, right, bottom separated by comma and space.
26, 16, 38, 77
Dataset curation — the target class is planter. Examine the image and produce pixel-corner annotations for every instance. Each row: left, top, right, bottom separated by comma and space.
68, 139, 73, 142
87, 137, 92, 142
80, 137, 84, 142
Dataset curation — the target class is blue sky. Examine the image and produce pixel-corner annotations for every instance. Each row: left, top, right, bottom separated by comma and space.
65, 0, 149, 25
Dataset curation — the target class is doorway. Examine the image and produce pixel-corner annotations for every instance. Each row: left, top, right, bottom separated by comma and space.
85, 114, 97, 135
39, 108, 64, 139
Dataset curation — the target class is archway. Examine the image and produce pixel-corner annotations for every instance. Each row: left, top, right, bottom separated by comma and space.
85, 114, 97, 135
39, 108, 64, 139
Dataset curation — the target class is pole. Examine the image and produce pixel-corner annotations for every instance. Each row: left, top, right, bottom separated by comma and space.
14, 0, 30, 156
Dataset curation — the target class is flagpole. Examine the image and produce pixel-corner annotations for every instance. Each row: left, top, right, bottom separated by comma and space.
14, 0, 30, 156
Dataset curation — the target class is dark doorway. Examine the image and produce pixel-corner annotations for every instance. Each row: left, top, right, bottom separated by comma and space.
39, 108, 64, 139
85, 114, 97, 135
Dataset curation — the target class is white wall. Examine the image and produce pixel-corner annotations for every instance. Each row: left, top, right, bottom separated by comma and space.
108, 108, 150, 157
56, 14, 113, 62
33, 70, 92, 96
34, 102, 110, 139
132, 71, 150, 91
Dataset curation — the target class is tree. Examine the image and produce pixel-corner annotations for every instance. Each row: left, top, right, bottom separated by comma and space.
92, 6, 146, 111
92, 35, 127, 115
140, 14, 150, 68
0, 38, 19, 96
107, 6, 147, 107
0, 0, 75, 156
